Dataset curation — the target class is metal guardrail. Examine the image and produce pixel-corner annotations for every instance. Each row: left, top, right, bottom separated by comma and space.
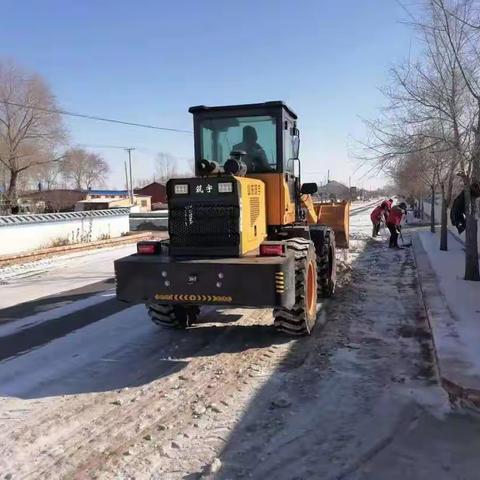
129, 210, 168, 218
129, 210, 169, 231
0, 208, 131, 227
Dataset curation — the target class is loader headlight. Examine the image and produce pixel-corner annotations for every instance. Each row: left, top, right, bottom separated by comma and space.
174, 184, 189, 195
218, 182, 233, 193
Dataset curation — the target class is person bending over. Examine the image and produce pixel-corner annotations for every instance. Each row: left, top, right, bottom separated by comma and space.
370, 201, 389, 237
386, 202, 407, 248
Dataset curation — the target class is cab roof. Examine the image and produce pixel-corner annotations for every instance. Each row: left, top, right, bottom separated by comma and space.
188, 101, 297, 120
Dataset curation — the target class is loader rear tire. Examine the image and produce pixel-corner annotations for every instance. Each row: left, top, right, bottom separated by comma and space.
317, 232, 336, 298
273, 238, 318, 336
147, 303, 199, 329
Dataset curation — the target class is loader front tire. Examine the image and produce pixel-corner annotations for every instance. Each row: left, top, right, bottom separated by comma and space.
273, 238, 318, 336
147, 303, 199, 329
317, 231, 336, 298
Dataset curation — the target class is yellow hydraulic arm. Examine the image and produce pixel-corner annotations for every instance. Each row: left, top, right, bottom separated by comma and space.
300, 194, 318, 224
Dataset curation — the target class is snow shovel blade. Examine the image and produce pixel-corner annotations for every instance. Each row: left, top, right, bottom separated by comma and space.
399, 232, 412, 247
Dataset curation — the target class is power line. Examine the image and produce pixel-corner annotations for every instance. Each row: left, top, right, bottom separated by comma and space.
3, 101, 193, 134
75, 143, 133, 150
74, 143, 193, 161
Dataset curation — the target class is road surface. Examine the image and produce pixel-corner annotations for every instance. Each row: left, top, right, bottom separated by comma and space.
1, 202, 479, 480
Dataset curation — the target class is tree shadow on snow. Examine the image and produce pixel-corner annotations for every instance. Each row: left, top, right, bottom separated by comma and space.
0, 308, 289, 399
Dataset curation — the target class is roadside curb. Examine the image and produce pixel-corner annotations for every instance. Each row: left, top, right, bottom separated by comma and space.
412, 234, 480, 412
0, 232, 160, 267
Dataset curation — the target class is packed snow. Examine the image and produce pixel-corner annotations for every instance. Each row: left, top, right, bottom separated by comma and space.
419, 231, 480, 382
0, 244, 135, 309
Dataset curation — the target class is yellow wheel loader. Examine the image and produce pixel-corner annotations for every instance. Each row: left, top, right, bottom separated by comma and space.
115, 102, 349, 335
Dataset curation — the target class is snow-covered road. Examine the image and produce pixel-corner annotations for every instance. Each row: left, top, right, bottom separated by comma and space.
1, 205, 479, 480
0, 244, 136, 310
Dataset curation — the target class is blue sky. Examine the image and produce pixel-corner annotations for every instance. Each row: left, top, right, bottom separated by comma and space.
2, 0, 415, 189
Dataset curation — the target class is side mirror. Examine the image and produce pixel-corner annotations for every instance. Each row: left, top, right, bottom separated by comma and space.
301, 183, 318, 195
292, 134, 300, 159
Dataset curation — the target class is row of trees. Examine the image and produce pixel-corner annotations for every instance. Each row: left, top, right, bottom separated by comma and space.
0, 60, 109, 207
46, 148, 109, 190
360, 0, 480, 281
135, 153, 194, 188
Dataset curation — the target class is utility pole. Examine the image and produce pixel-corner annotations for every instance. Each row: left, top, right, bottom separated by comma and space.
125, 148, 135, 204
349, 176, 351, 188
124, 159, 130, 195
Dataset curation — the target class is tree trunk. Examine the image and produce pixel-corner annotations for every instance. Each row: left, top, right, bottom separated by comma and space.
464, 185, 480, 281
464, 212, 479, 281
430, 184, 436, 233
440, 183, 448, 251
7, 170, 19, 211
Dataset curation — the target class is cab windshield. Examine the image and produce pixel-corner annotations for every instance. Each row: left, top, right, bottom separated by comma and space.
199, 115, 277, 173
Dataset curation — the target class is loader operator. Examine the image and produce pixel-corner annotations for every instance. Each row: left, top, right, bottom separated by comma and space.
233, 125, 271, 172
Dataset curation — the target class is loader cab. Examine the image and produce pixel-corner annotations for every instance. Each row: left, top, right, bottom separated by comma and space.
189, 101, 299, 175
189, 101, 301, 226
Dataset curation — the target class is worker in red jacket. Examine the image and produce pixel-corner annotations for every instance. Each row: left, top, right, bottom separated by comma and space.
370, 201, 389, 237
386, 202, 407, 248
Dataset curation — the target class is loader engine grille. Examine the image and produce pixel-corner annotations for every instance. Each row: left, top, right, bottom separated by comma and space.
169, 204, 240, 251
250, 196, 260, 227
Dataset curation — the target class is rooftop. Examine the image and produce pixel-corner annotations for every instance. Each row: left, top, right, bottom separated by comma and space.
84, 189, 129, 196
77, 198, 127, 204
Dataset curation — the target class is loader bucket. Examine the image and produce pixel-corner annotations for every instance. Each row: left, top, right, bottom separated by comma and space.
315, 201, 350, 249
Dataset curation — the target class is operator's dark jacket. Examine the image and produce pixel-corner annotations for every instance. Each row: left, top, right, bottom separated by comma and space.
450, 183, 480, 234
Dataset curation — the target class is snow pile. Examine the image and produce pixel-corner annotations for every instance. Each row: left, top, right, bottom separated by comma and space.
0, 257, 58, 283
419, 231, 480, 383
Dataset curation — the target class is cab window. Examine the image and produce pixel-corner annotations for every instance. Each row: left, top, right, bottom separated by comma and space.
200, 115, 277, 173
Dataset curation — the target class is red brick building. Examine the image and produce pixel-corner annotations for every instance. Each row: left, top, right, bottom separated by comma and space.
134, 182, 167, 209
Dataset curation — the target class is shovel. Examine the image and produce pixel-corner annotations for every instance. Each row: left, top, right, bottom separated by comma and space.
399, 230, 412, 247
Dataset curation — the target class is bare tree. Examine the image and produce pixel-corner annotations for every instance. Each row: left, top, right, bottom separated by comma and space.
431, 0, 480, 28
390, 149, 435, 227
0, 60, 66, 207
135, 178, 151, 188
430, 0, 480, 280
186, 157, 195, 177
358, 0, 480, 279
155, 153, 178, 184
61, 148, 110, 190
0, 160, 8, 193
29, 157, 61, 191
391, 155, 427, 202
